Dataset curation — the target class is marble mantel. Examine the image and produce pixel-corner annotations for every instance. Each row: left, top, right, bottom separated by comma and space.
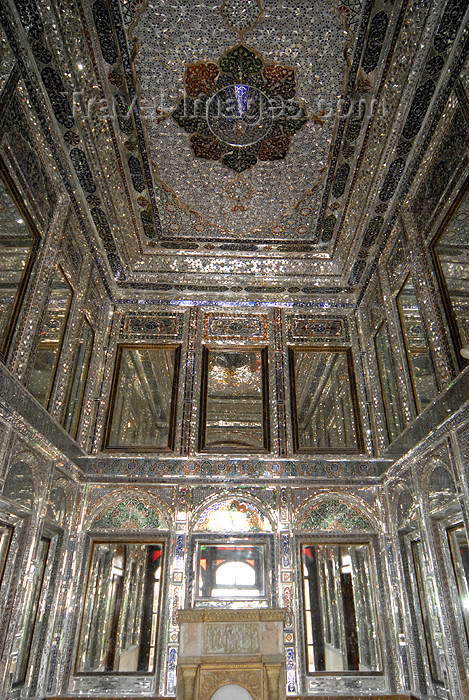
177, 608, 286, 700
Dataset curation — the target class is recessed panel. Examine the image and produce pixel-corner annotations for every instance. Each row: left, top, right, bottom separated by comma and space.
302, 543, 382, 674
290, 348, 361, 452
199, 348, 269, 453
105, 345, 179, 450
76, 542, 164, 674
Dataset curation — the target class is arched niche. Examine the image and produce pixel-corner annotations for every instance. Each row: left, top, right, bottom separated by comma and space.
296, 495, 376, 532
89, 491, 169, 531
211, 685, 253, 700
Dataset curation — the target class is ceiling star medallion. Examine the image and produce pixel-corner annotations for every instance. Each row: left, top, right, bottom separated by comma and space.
172, 44, 307, 173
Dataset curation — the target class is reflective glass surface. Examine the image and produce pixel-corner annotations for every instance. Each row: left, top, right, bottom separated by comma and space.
397, 276, 438, 413
374, 322, 404, 443
447, 524, 469, 645
302, 543, 381, 673
0, 174, 39, 359
0, 522, 13, 587
76, 542, 163, 673
290, 349, 360, 451
105, 345, 179, 450
62, 319, 94, 438
200, 348, 268, 452
14, 537, 50, 685
433, 188, 469, 351
28, 267, 73, 407
411, 538, 447, 685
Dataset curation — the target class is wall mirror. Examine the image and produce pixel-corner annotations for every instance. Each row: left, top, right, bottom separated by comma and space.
301, 542, 382, 674
447, 523, 469, 646
62, 317, 94, 438
104, 345, 180, 450
14, 536, 50, 685
396, 275, 438, 413
431, 183, 469, 365
289, 348, 362, 452
199, 347, 269, 453
76, 541, 164, 674
408, 537, 447, 686
374, 322, 405, 444
28, 266, 73, 408
0, 167, 40, 361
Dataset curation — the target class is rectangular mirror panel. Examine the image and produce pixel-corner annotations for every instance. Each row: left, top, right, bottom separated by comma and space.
76, 542, 164, 674
411, 539, 446, 685
28, 267, 73, 407
302, 543, 381, 673
397, 276, 438, 413
432, 187, 469, 351
0, 173, 39, 360
62, 318, 94, 438
200, 348, 269, 453
14, 537, 50, 685
447, 524, 469, 646
374, 322, 404, 443
290, 349, 361, 452
0, 522, 13, 587
105, 345, 179, 450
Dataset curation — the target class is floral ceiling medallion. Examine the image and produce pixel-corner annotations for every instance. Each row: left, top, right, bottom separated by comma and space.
172, 44, 307, 173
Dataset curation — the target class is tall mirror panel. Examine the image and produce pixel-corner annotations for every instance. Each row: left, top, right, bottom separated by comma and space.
62, 318, 94, 438
397, 275, 438, 413
301, 543, 381, 673
199, 348, 269, 453
447, 524, 469, 645
290, 348, 361, 452
27, 267, 73, 407
432, 186, 469, 360
14, 537, 50, 685
0, 171, 40, 361
105, 345, 179, 450
374, 322, 405, 444
76, 542, 164, 674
